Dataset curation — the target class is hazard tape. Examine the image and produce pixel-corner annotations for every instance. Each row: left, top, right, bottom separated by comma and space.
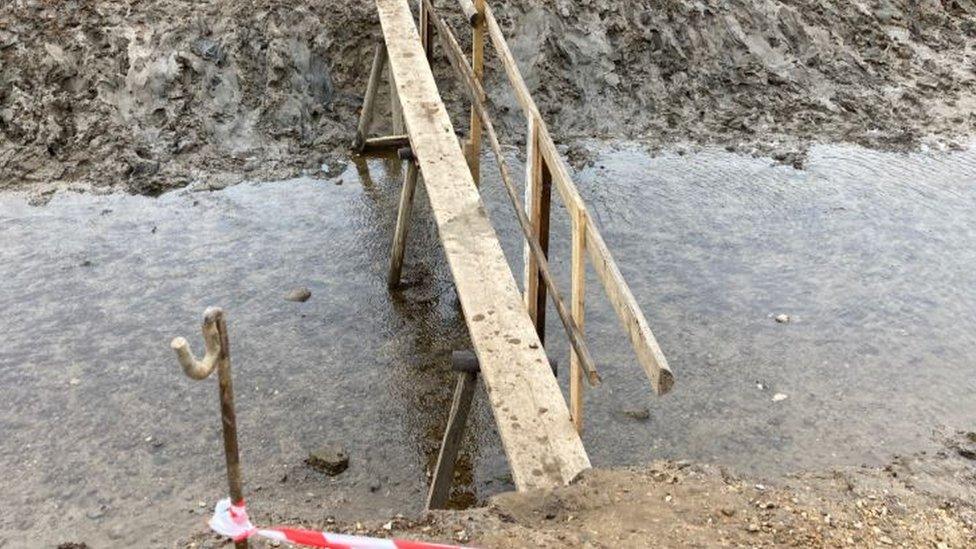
209, 498, 470, 549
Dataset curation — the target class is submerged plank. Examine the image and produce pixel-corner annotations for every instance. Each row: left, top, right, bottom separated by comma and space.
375, 0, 590, 490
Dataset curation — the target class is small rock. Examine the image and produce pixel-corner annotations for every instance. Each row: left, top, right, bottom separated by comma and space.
619, 407, 651, 421
382, 521, 393, 531
285, 287, 312, 302
746, 522, 761, 533
69, 378, 81, 386
957, 448, 976, 460
774, 314, 791, 323
307, 444, 349, 476
772, 393, 788, 402
720, 507, 736, 517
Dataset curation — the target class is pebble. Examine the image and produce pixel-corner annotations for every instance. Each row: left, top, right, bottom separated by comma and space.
772, 393, 788, 402
285, 287, 312, 302
619, 406, 651, 421
774, 314, 791, 323
69, 378, 81, 386
307, 444, 349, 476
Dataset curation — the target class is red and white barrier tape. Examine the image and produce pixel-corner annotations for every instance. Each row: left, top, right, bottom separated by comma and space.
210, 498, 470, 549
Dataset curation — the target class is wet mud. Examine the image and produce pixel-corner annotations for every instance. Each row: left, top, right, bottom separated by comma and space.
2, 1, 975, 200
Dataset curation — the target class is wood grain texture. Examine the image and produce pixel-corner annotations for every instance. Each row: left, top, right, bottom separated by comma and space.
376, 0, 590, 490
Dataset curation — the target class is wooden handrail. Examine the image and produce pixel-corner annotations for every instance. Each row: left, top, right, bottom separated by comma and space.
481, 3, 674, 395
426, 0, 601, 386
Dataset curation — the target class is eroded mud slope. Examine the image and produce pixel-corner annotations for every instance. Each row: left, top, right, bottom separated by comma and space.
1, 0, 974, 196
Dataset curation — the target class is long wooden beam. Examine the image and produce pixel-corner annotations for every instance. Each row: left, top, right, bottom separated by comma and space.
483, 4, 674, 395
375, 0, 590, 490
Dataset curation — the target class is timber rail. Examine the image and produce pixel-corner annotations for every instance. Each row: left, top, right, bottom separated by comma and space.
354, 0, 674, 507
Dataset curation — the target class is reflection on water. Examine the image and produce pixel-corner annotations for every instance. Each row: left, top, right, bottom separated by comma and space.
1, 143, 975, 545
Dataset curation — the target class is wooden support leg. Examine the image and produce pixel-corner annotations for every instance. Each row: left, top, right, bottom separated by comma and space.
570, 210, 587, 433
427, 359, 478, 510
353, 44, 388, 152
388, 161, 420, 289
464, 0, 486, 186
524, 118, 552, 347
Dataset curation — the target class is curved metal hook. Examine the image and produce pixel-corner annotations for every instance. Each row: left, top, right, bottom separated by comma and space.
171, 307, 223, 380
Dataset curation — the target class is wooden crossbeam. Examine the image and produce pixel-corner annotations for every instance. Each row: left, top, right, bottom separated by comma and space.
375, 0, 590, 490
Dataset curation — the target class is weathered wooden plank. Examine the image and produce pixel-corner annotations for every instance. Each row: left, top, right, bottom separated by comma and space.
484, 3, 674, 396
586, 217, 674, 394
376, 0, 590, 490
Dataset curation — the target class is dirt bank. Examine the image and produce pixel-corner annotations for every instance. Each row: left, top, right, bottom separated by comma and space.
2, 1, 974, 200
183, 432, 976, 548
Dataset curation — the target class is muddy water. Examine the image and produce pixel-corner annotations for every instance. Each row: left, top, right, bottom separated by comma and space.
1, 144, 975, 546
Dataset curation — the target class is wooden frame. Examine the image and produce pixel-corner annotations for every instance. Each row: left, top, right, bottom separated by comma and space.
375, 0, 590, 492
429, 1, 676, 431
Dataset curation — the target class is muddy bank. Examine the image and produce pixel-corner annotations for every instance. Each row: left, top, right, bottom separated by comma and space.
2, 1, 975, 199
184, 432, 976, 548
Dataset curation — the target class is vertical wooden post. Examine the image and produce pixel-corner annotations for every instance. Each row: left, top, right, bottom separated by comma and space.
465, 0, 486, 185
419, 0, 431, 62
523, 117, 551, 345
388, 161, 420, 288
353, 44, 387, 152
569, 211, 587, 433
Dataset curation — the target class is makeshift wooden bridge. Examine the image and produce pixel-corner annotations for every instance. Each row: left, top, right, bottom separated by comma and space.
355, 0, 674, 506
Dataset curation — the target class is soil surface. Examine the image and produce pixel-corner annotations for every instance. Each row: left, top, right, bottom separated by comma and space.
184, 432, 976, 548
2, 1, 975, 200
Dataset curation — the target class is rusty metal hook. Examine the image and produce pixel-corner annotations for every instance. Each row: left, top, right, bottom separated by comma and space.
170, 306, 223, 380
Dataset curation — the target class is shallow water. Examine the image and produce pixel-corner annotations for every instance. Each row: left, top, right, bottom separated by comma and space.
1, 144, 975, 546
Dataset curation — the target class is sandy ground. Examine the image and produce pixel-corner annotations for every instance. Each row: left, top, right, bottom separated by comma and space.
183, 432, 976, 548
2, 1, 975, 200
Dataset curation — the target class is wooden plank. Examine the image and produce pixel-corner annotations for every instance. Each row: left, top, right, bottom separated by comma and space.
484, 4, 674, 396
376, 0, 590, 490
586, 217, 674, 394
353, 44, 388, 152
570, 210, 586, 432
388, 162, 420, 288
426, 371, 477, 509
